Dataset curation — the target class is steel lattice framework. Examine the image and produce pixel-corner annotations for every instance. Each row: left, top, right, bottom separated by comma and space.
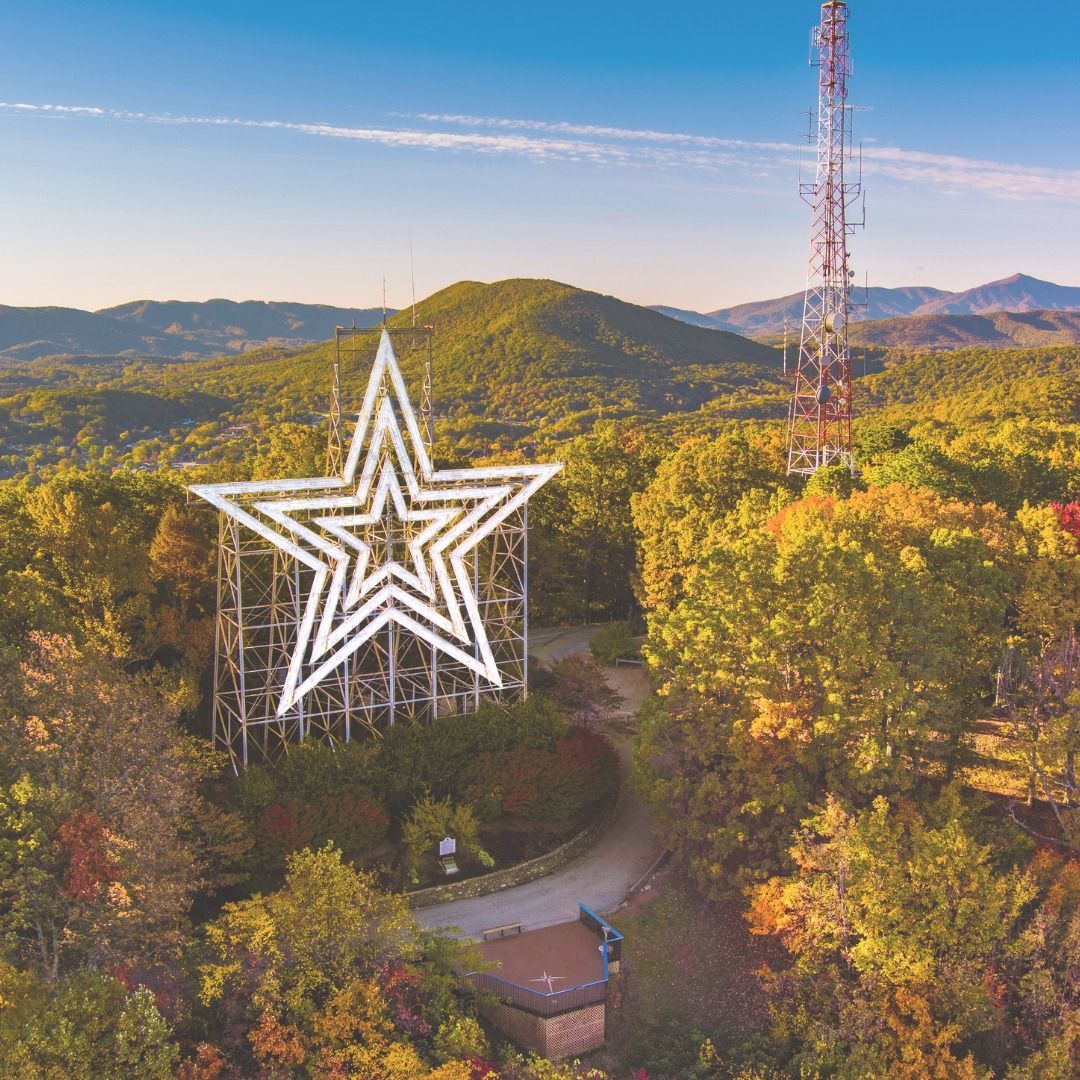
193, 330, 560, 768
787, 0, 864, 476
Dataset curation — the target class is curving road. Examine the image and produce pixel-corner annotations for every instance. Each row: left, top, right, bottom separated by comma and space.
417, 626, 660, 938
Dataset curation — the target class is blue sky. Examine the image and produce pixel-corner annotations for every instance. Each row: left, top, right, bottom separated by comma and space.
2, 1, 1079, 311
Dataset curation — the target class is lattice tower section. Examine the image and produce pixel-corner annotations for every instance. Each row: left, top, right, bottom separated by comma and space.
787, 0, 864, 476
211, 505, 528, 765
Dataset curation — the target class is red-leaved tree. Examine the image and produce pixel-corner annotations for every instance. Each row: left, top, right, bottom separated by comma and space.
1052, 502, 1080, 545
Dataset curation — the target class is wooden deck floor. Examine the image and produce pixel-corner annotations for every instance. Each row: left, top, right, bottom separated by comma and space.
478, 920, 604, 990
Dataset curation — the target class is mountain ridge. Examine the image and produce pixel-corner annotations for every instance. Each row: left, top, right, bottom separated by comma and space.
0, 299, 388, 361
7, 273, 1080, 365
654, 273, 1080, 338
850, 308, 1080, 350
915, 273, 1080, 315
3, 277, 1077, 481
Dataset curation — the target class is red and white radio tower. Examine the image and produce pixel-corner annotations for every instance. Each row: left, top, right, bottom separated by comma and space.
787, 0, 864, 475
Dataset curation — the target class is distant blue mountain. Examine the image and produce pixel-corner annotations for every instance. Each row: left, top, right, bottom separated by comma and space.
652, 274, 1080, 338
0, 299, 389, 360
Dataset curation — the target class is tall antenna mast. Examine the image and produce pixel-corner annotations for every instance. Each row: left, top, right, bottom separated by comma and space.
786, 0, 864, 476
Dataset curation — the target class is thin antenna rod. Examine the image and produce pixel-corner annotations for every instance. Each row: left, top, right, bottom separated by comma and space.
327, 330, 344, 476
381, 277, 387, 327
409, 230, 417, 327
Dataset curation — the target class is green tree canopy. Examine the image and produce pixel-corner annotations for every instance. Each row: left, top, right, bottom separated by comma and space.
636, 485, 1017, 892
747, 789, 1034, 1079
631, 427, 790, 613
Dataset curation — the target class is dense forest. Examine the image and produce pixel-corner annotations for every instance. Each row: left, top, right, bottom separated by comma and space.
0, 281, 1078, 1076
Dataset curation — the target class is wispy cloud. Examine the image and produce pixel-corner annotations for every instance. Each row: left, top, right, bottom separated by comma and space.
859, 145, 1080, 202
0, 100, 674, 167
3, 102, 105, 116
416, 111, 1080, 202
3, 100, 1078, 202
408, 111, 799, 153
0, 100, 636, 164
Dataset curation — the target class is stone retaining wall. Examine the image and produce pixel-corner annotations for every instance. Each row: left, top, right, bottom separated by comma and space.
407, 783, 624, 910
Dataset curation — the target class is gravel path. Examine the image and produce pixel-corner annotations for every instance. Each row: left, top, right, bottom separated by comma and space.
416, 626, 660, 938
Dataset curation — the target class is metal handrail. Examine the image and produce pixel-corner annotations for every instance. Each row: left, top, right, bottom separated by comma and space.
578, 903, 623, 973
469, 971, 607, 1016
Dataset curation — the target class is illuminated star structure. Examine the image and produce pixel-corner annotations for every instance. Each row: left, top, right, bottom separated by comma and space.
191, 330, 561, 765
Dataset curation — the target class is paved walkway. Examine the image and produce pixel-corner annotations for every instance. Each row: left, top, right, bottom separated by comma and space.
417, 626, 660, 938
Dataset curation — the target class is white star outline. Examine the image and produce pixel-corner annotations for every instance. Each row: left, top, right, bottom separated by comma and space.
190, 331, 561, 717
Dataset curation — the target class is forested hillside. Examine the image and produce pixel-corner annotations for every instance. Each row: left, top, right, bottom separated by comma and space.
851, 310, 1080, 350
0, 270, 1078, 1075
629, 423, 1080, 1075
3, 281, 1079, 483
158, 277, 780, 427
0, 279, 784, 478
860, 343, 1080, 418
